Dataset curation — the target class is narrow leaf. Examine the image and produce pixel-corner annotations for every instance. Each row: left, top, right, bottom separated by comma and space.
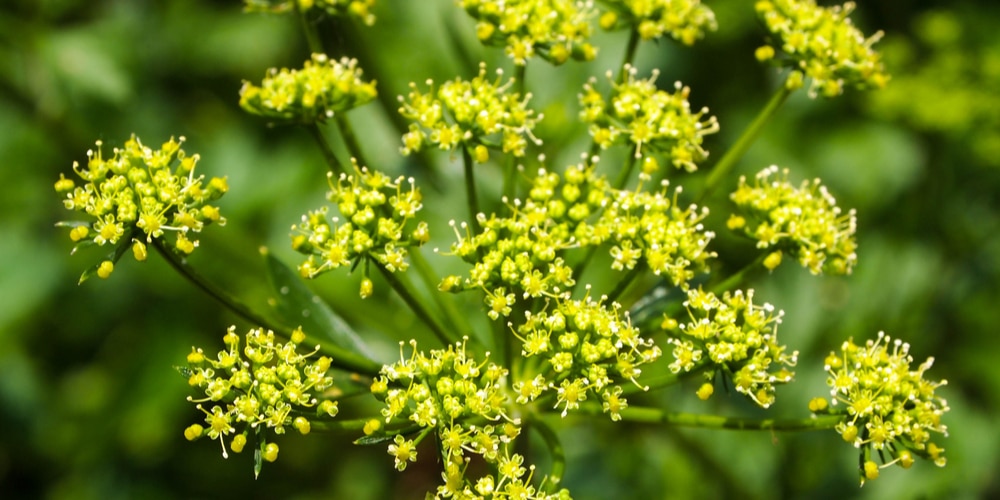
262, 249, 373, 358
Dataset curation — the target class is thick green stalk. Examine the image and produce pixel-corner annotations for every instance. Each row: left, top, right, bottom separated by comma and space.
532, 418, 566, 492
709, 252, 768, 296
699, 82, 794, 202
295, 3, 324, 55
152, 239, 381, 376
409, 249, 473, 336
617, 29, 641, 83
335, 113, 370, 168
462, 146, 482, 228
587, 404, 844, 432
373, 259, 457, 346
308, 124, 346, 176
612, 147, 641, 190
605, 260, 646, 305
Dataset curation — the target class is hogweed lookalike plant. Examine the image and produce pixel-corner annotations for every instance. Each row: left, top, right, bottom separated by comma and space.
55, 0, 948, 495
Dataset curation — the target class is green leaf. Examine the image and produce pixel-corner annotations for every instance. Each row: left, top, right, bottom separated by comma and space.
262, 249, 372, 358
353, 433, 396, 446
77, 235, 133, 284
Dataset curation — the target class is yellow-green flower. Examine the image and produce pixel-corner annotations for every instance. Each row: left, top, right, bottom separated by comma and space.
579, 66, 719, 171
292, 162, 428, 295
599, 0, 716, 45
755, 0, 888, 97
56, 135, 227, 278
184, 326, 337, 468
814, 332, 949, 484
459, 0, 597, 65
665, 287, 797, 408
399, 63, 541, 158
730, 165, 857, 275
240, 53, 377, 123
243, 0, 377, 26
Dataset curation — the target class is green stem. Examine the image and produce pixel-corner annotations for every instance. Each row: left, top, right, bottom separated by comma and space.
373, 259, 456, 346
699, 82, 794, 203
605, 260, 646, 305
612, 147, 640, 190
335, 113, 370, 168
586, 404, 845, 431
409, 249, 473, 336
708, 252, 767, 296
532, 418, 566, 491
295, 2, 325, 55
514, 63, 527, 99
617, 29, 641, 83
152, 239, 380, 375
462, 146, 482, 227
308, 124, 346, 176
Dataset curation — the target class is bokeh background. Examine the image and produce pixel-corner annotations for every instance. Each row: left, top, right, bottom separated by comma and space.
1, 0, 998, 498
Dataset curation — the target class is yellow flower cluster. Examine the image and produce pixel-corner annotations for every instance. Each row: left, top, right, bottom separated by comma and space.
184, 327, 338, 472
513, 295, 662, 420
728, 165, 857, 275
243, 0, 376, 26
292, 163, 429, 296
598, 0, 716, 44
458, 0, 597, 65
755, 0, 888, 97
815, 332, 949, 484
370, 340, 566, 498
239, 53, 377, 123
664, 288, 797, 408
579, 66, 719, 171
399, 63, 541, 159
55, 135, 227, 279
443, 162, 715, 300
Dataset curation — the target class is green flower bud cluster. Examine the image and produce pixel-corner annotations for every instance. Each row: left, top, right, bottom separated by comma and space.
813, 332, 949, 484
728, 165, 857, 275
399, 63, 541, 159
664, 287, 797, 408
55, 135, 227, 278
513, 295, 661, 420
754, 0, 888, 97
458, 0, 598, 66
372, 340, 565, 498
292, 163, 428, 296
243, 0, 376, 26
183, 327, 338, 467
598, 0, 717, 45
239, 53, 377, 123
579, 67, 719, 171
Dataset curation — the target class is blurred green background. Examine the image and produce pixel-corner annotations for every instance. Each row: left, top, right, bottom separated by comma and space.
1, 0, 998, 498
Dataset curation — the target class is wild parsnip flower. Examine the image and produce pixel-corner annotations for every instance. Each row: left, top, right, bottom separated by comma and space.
239, 53, 377, 123
513, 294, 662, 420
598, 0, 717, 45
184, 326, 337, 470
291, 162, 428, 295
813, 332, 949, 484
243, 0, 377, 26
458, 0, 598, 66
398, 63, 541, 159
55, 135, 227, 278
754, 0, 888, 97
443, 161, 714, 305
664, 288, 797, 408
729, 165, 857, 275
596, 178, 715, 287
579, 66, 719, 171
372, 339, 565, 497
